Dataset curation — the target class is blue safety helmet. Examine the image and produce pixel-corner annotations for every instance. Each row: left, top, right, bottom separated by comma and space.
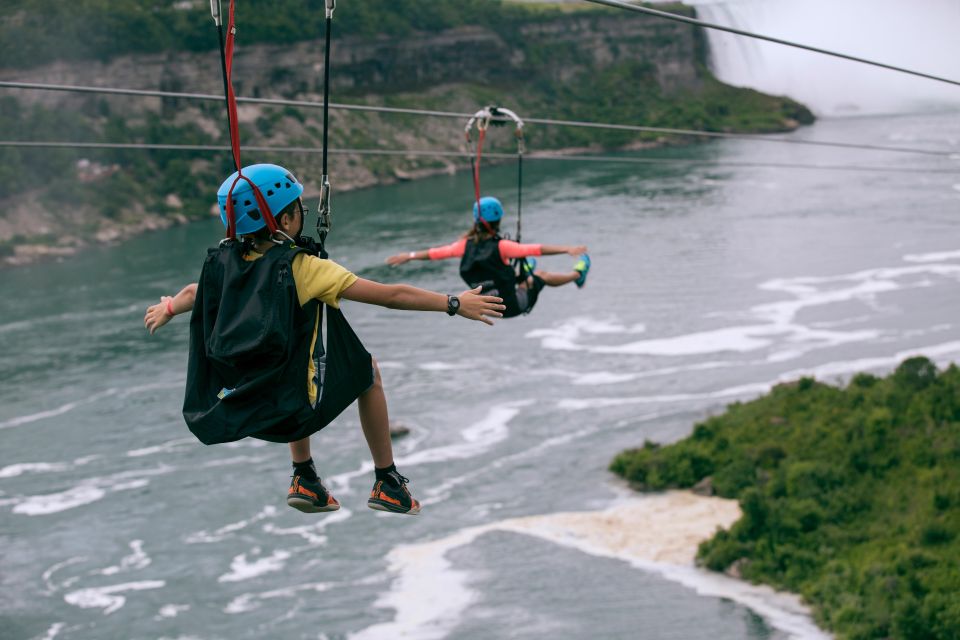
217, 163, 304, 235
473, 196, 504, 223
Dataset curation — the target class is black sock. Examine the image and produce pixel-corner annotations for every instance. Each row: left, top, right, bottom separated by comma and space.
375, 463, 398, 485
292, 458, 318, 481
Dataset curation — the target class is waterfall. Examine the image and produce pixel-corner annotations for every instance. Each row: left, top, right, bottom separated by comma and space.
685, 0, 960, 116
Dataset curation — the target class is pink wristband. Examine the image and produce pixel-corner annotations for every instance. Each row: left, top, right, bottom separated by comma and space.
165, 299, 175, 317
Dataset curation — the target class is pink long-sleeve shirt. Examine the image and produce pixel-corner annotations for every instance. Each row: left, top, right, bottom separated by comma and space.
427, 238, 542, 263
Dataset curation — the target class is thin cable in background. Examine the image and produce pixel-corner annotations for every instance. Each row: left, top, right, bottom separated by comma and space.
1, 141, 954, 175
0, 81, 954, 158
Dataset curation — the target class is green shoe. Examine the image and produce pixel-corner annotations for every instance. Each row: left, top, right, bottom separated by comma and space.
573, 254, 591, 288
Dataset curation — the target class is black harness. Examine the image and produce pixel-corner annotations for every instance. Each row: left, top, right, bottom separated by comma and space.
183, 240, 372, 444
460, 236, 536, 318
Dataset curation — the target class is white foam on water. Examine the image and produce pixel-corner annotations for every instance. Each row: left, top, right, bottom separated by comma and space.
0, 462, 71, 479
559, 382, 772, 411
156, 604, 190, 619
222, 439, 270, 449
126, 437, 197, 458
352, 493, 826, 640
218, 548, 292, 583
0, 303, 142, 335
594, 325, 783, 356
0, 388, 119, 430
13, 486, 107, 516
117, 380, 185, 397
348, 527, 482, 640
561, 339, 960, 413
326, 462, 375, 497
375, 361, 406, 370
262, 507, 352, 545
42, 557, 87, 595
532, 261, 960, 360
539, 361, 738, 386
64, 580, 165, 615
30, 622, 66, 640
199, 454, 270, 469
810, 314, 876, 329
97, 540, 150, 576
799, 340, 960, 382
573, 372, 640, 385
525, 316, 646, 351
419, 361, 472, 371
578, 361, 740, 384
184, 505, 278, 544
903, 248, 960, 263
9, 466, 174, 516
421, 411, 668, 507
224, 582, 333, 615
395, 402, 528, 467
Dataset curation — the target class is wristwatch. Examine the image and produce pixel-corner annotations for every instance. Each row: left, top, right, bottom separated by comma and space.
446, 294, 460, 316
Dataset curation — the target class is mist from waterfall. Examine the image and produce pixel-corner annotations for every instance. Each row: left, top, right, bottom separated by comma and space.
686, 0, 960, 116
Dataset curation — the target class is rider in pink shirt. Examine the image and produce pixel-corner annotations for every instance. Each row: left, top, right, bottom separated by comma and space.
387, 196, 591, 317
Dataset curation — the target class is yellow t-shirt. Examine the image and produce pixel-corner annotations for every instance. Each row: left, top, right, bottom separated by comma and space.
245, 248, 358, 405
289, 252, 358, 309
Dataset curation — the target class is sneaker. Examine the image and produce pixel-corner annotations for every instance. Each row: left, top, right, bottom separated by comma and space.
573, 254, 591, 288
368, 470, 421, 515
287, 474, 340, 513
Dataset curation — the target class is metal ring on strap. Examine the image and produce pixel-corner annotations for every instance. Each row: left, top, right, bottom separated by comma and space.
465, 106, 524, 149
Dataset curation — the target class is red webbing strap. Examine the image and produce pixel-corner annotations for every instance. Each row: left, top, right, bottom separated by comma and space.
471, 128, 496, 237
222, 0, 278, 239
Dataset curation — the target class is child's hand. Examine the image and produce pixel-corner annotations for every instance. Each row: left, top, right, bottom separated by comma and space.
457, 286, 505, 326
567, 245, 588, 256
386, 252, 413, 266
144, 296, 173, 335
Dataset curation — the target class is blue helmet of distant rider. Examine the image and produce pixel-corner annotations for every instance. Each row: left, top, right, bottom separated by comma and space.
473, 196, 504, 224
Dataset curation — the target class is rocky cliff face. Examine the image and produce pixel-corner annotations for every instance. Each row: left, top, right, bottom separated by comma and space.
0, 6, 807, 265
2, 10, 705, 112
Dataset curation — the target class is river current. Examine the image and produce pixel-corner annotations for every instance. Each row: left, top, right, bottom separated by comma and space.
2, 111, 958, 639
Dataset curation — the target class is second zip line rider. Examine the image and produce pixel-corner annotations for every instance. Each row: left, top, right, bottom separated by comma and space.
386, 196, 591, 318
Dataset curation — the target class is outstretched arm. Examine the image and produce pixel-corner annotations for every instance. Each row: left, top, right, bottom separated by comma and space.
144, 283, 197, 335
539, 244, 588, 257
385, 249, 431, 266
386, 238, 466, 266
341, 279, 504, 325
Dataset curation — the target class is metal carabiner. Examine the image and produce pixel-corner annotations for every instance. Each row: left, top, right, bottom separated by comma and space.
209, 0, 222, 25
316, 175, 332, 237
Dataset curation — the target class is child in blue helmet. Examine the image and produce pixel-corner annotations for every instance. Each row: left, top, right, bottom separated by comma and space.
386, 196, 590, 318
145, 164, 504, 516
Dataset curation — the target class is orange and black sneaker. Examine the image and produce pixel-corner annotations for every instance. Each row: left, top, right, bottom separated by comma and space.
368, 470, 421, 515
287, 473, 340, 514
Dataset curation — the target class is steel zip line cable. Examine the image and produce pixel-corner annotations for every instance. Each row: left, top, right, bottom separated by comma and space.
581, 0, 960, 88
0, 80, 954, 159
1, 140, 954, 175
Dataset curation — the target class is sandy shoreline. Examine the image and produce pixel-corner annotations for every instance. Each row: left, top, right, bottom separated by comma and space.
352, 491, 831, 640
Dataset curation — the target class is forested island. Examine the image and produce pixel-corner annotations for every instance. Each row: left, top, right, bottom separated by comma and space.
0, 0, 812, 264
611, 357, 960, 639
